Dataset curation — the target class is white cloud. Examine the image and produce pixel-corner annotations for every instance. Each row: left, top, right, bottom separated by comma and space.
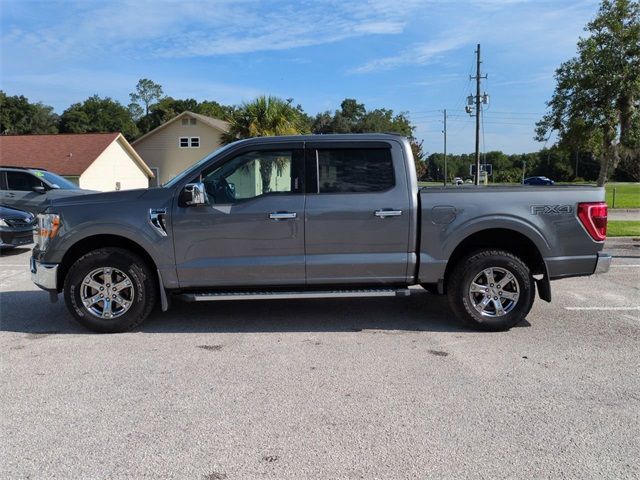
1, 0, 418, 62
350, 36, 471, 74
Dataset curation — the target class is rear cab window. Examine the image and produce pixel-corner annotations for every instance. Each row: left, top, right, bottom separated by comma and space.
309, 148, 395, 194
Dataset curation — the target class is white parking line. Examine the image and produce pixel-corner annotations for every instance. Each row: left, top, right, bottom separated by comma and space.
0, 264, 28, 267
565, 306, 640, 311
610, 265, 640, 267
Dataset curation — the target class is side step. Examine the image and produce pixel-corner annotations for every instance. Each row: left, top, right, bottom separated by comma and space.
178, 288, 411, 302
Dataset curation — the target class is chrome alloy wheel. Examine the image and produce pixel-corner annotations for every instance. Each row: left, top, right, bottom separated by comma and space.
80, 267, 135, 319
468, 267, 520, 318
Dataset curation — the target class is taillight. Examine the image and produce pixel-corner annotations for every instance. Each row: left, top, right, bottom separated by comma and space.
577, 202, 607, 241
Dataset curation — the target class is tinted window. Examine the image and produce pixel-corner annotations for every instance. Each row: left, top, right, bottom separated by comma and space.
201, 150, 297, 204
6, 171, 45, 191
317, 148, 394, 193
37, 171, 79, 189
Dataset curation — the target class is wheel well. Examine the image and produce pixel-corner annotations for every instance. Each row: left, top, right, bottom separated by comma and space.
443, 228, 546, 291
57, 235, 157, 292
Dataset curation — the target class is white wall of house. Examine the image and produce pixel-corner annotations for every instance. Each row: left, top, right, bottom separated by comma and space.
80, 138, 150, 191
133, 116, 225, 185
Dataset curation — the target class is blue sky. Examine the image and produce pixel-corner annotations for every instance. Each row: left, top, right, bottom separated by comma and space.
1, 0, 600, 153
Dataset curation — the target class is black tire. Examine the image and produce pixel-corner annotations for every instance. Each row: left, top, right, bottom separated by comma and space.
446, 249, 535, 331
64, 248, 157, 333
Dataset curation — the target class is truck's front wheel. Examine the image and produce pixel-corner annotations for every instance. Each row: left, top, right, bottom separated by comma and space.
447, 249, 535, 331
64, 248, 157, 333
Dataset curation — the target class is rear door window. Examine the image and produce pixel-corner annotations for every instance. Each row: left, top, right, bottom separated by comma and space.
315, 148, 395, 193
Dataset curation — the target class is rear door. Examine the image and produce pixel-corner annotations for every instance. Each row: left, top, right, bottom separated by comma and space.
304, 140, 412, 285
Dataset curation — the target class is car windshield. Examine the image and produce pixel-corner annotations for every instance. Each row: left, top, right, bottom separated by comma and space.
32, 170, 79, 189
163, 142, 237, 188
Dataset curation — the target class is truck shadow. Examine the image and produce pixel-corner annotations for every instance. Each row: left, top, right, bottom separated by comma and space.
0, 289, 530, 335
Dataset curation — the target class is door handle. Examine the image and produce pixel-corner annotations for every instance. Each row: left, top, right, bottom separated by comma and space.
375, 209, 403, 218
5, 193, 15, 197
269, 212, 297, 220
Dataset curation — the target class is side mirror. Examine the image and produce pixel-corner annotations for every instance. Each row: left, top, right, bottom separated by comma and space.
32, 185, 46, 194
180, 182, 209, 207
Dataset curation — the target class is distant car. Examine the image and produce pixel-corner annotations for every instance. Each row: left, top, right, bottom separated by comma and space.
0, 166, 95, 215
523, 176, 554, 186
464, 179, 473, 184
0, 205, 34, 249
454, 177, 463, 185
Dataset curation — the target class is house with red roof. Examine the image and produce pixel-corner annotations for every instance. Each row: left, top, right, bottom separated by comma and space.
0, 132, 154, 191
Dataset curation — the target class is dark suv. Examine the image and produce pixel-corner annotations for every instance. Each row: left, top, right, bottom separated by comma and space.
0, 166, 93, 215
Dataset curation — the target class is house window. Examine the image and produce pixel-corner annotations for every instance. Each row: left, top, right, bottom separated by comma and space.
179, 137, 200, 148
190, 118, 197, 125
181, 118, 189, 126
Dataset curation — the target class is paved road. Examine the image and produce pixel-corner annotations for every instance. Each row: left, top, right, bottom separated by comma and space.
1, 243, 639, 479
609, 209, 640, 221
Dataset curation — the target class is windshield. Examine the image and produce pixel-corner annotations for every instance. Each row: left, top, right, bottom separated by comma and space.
163, 142, 237, 188
32, 170, 79, 189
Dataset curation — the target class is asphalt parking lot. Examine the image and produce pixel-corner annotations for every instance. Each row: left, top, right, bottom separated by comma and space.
1, 242, 639, 479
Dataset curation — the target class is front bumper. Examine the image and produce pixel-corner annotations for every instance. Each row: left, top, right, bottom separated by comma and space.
0, 228, 34, 248
595, 252, 612, 274
30, 257, 59, 291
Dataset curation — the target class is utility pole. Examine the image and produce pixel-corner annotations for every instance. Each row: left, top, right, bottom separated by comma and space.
467, 44, 488, 185
443, 109, 447, 187
522, 160, 526, 183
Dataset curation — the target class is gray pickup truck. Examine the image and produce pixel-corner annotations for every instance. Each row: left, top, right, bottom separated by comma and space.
30, 134, 610, 333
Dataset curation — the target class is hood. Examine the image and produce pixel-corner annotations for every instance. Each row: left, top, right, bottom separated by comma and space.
0, 205, 34, 221
48, 188, 150, 209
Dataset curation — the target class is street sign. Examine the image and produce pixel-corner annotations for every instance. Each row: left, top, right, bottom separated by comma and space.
470, 164, 493, 176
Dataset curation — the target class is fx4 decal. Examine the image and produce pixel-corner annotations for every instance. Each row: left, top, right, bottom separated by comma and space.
530, 205, 574, 215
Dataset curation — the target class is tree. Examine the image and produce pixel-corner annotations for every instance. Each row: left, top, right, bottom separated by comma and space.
222, 96, 309, 142
59, 95, 138, 139
0, 91, 59, 134
129, 78, 163, 117
536, 0, 640, 185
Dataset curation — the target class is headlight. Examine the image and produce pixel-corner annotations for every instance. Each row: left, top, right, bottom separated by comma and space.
35, 213, 61, 251
0, 218, 7, 227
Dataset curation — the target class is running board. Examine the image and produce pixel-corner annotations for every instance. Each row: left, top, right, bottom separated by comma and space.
178, 288, 411, 302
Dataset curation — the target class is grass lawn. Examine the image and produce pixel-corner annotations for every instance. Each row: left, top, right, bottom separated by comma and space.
607, 220, 640, 237
605, 183, 640, 209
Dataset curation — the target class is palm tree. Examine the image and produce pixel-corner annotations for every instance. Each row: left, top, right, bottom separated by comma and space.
222, 96, 309, 191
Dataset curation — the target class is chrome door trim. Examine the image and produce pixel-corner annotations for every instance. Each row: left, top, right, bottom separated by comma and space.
269, 212, 297, 220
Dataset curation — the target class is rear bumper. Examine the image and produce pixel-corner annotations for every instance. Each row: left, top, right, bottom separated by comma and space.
594, 252, 611, 274
30, 257, 59, 291
545, 252, 611, 279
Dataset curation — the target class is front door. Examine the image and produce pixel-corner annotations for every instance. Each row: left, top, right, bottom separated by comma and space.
172, 144, 306, 288
1, 170, 48, 213
304, 141, 412, 285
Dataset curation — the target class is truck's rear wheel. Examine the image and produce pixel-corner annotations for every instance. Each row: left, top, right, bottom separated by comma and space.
447, 249, 535, 331
64, 248, 157, 333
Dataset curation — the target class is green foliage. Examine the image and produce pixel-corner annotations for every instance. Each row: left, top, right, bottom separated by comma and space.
536, 0, 640, 186
311, 98, 413, 136
129, 78, 163, 117
59, 95, 139, 140
0, 91, 59, 134
222, 95, 310, 143
605, 182, 640, 207
607, 220, 640, 236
